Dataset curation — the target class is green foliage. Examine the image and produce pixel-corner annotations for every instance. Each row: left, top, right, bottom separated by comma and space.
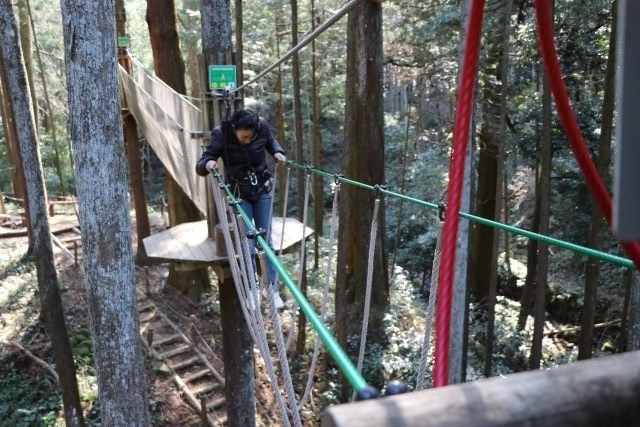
0, 360, 62, 426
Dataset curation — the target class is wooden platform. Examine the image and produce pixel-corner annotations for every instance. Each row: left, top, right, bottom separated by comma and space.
143, 217, 314, 264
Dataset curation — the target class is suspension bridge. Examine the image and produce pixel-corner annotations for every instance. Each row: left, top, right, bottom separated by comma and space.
116, 0, 640, 425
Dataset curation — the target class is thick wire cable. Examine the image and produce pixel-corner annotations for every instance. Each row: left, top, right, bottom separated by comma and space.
435, 0, 486, 388
352, 198, 380, 400
229, 209, 302, 426
286, 161, 634, 269
533, 0, 640, 271
285, 171, 312, 350
416, 222, 443, 390
299, 181, 341, 407
210, 177, 295, 425
233, 0, 362, 94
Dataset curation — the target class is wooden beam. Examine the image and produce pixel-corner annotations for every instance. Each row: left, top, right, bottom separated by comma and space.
216, 265, 256, 426
322, 351, 640, 427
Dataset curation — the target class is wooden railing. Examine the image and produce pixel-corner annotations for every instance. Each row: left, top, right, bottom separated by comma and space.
322, 351, 640, 427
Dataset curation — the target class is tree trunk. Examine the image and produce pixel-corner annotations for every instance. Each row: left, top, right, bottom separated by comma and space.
517, 167, 540, 331
449, 0, 475, 385
311, 0, 324, 270
289, 0, 309, 359
627, 272, 640, 351
530, 66, 552, 370
482, 0, 513, 378
147, 0, 210, 300
274, 3, 287, 210
27, 0, 66, 196
18, 1, 38, 129
0, 54, 31, 247
116, 0, 150, 264
578, 0, 617, 361
0, 4, 85, 426
60, 0, 150, 423
336, 0, 388, 398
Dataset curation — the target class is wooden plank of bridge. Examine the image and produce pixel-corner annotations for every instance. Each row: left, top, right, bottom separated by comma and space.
322, 350, 640, 427
143, 217, 314, 264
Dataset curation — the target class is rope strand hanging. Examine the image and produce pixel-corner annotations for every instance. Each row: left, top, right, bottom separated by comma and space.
353, 195, 381, 400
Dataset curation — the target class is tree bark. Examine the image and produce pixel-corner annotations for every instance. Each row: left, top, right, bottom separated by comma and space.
27, 0, 66, 196
147, 0, 210, 300
311, 0, 324, 270
336, 0, 388, 398
0, 54, 31, 247
530, 64, 552, 370
0, 2, 85, 426
60, 0, 150, 423
578, 0, 617, 361
116, 0, 150, 264
290, 0, 309, 359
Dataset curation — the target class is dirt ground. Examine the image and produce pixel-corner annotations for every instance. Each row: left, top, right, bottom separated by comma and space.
0, 213, 306, 426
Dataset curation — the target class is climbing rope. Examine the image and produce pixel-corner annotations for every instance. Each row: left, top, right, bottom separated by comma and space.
299, 178, 341, 407
210, 176, 299, 426
533, 0, 640, 271
353, 196, 381, 400
427, 0, 486, 387
416, 221, 444, 390
285, 169, 313, 351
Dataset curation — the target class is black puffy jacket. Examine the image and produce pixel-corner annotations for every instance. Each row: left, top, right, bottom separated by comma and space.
195, 117, 285, 181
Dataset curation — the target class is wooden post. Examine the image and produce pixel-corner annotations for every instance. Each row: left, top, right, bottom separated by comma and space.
322, 351, 640, 427
215, 264, 255, 427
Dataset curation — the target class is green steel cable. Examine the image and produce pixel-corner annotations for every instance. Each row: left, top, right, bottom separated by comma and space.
286, 161, 635, 269
210, 169, 370, 392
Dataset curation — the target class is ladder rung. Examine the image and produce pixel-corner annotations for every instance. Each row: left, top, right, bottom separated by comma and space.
183, 368, 211, 383
191, 382, 217, 396
137, 301, 155, 312
153, 334, 182, 347
206, 396, 226, 410
171, 356, 201, 371
139, 311, 157, 323
158, 344, 190, 359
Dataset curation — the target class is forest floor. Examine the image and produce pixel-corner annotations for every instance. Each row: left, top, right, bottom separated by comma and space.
0, 203, 629, 426
0, 210, 309, 426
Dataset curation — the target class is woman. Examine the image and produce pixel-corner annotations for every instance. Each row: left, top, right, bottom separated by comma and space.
196, 108, 286, 309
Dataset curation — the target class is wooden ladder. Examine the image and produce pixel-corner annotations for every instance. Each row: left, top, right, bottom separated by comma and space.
137, 291, 227, 426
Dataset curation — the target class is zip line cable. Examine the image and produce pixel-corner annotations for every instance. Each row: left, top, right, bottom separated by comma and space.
232, 0, 362, 94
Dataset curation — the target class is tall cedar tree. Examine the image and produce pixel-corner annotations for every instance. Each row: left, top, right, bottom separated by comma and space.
60, 0, 150, 424
336, 0, 388, 398
0, 3, 84, 425
146, 0, 210, 300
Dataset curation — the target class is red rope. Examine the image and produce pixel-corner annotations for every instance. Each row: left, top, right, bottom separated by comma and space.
534, 0, 640, 270
434, 0, 486, 388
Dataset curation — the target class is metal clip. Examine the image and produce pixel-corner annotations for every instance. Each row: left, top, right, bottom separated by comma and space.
248, 171, 258, 186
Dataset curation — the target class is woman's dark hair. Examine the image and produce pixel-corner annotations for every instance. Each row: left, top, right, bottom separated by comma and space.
231, 108, 260, 133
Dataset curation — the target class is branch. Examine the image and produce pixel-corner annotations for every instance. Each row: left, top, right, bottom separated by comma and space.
8, 341, 59, 383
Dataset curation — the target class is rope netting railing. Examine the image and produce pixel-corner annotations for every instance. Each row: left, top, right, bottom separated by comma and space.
118, 58, 208, 213
206, 170, 377, 418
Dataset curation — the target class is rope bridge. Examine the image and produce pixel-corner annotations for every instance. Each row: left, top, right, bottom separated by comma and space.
116, 11, 639, 420
118, 58, 208, 213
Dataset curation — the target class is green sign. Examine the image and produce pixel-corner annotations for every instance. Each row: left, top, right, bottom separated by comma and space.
209, 65, 237, 90
117, 35, 130, 48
